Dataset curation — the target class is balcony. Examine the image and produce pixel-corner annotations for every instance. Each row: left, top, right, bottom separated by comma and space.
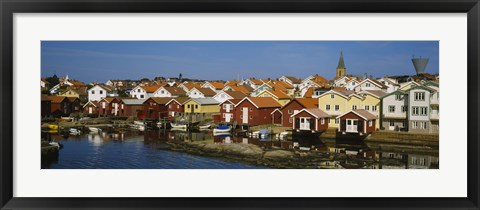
430, 111, 439, 120
382, 113, 407, 119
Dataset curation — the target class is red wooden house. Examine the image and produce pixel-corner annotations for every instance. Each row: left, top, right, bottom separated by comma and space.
165, 97, 190, 120
41, 94, 51, 117
83, 101, 100, 116
234, 97, 281, 126
217, 99, 241, 123
337, 109, 377, 135
143, 97, 172, 120
119, 98, 146, 118
291, 108, 329, 133
48, 96, 72, 117
98, 97, 121, 116
67, 97, 82, 114
271, 98, 319, 127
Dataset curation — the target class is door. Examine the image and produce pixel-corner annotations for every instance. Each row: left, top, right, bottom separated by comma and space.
346, 119, 358, 133
389, 121, 395, 131
242, 107, 248, 124
225, 113, 232, 122
88, 107, 92, 114
226, 104, 231, 112
300, 117, 310, 130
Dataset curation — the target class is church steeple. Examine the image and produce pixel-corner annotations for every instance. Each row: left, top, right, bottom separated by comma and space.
336, 50, 347, 78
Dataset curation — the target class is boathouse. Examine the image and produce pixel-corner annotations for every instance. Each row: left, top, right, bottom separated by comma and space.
291, 108, 329, 132
336, 109, 377, 135
217, 99, 241, 123
41, 94, 51, 117
143, 97, 173, 120
274, 98, 319, 127
165, 97, 190, 121
119, 98, 146, 118
234, 97, 281, 126
83, 100, 99, 116
98, 97, 121, 116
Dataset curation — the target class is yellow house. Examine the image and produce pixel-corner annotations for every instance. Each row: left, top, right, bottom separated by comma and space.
356, 90, 387, 128
257, 89, 291, 106
59, 89, 81, 98
184, 98, 220, 114
317, 90, 350, 128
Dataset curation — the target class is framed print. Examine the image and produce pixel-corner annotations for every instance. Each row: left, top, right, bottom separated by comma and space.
1, 0, 479, 209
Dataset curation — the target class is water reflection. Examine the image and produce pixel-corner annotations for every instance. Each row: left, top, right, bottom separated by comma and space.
41, 130, 439, 169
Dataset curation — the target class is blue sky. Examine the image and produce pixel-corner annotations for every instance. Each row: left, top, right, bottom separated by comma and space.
41, 41, 439, 83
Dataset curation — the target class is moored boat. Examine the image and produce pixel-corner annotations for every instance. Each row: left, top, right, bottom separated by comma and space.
170, 123, 187, 129
213, 125, 231, 133
88, 127, 102, 133
199, 124, 211, 130
259, 129, 270, 139
69, 128, 81, 135
47, 124, 58, 130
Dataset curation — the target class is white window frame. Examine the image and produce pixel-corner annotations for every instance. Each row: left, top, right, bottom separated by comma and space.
388, 106, 395, 113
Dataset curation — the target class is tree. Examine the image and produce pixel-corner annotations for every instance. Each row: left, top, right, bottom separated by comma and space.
45, 75, 60, 89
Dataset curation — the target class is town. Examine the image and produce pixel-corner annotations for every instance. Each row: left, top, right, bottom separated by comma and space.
41, 52, 439, 137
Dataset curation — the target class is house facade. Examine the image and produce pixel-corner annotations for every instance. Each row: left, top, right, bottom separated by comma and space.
143, 97, 172, 120
407, 85, 439, 133
88, 85, 117, 102
292, 108, 329, 133
277, 98, 318, 127
119, 99, 146, 118
380, 90, 409, 131
234, 97, 281, 126
218, 99, 241, 123
165, 97, 190, 121
337, 109, 376, 135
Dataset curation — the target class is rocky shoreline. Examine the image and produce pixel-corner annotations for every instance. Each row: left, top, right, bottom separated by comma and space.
154, 141, 379, 169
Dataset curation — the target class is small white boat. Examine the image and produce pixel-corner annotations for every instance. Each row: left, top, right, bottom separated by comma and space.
69, 128, 81, 135
199, 125, 210, 129
213, 125, 231, 133
134, 121, 145, 126
88, 127, 102, 133
49, 141, 60, 149
170, 123, 187, 129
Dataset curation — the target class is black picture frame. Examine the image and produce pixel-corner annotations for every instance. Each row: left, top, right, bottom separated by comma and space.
1, 0, 479, 209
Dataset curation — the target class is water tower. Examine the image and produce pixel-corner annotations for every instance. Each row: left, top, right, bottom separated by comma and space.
411, 56, 429, 75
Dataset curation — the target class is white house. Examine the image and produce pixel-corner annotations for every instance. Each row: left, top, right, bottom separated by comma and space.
187, 87, 217, 99
380, 90, 409, 131
278, 76, 301, 87
213, 90, 246, 103
88, 85, 117, 102
406, 85, 438, 133
201, 81, 225, 93
342, 78, 361, 91
130, 85, 163, 99
153, 87, 186, 98
353, 78, 387, 92
378, 77, 400, 93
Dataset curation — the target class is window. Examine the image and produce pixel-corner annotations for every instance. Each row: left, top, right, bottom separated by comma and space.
91, 90, 95, 94
137, 89, 141, 93
195, 105, 198, 109
369, 120, 373, 127
395, 94, 401, 100
335, 118, 339, 124
414, 92, 425, 101
288, 109, 292, 114
412, 107, 419, 115
402, 106, 407, 112
420, 122, 427, 129
177, 105, 179, 109
389, 121, 395, 126
326, 105, 330, 111
223, 104, 227, 110
420, 107, 428, 116
249, 107, 253, 112
330, 94, 335, 99
161, 90, 165, 94
250, 115, 253, 119
321, 118, 325, 124
372, 106, 377, 111
334, 105, 339, 111
140, 95, 144, 99
365, 105, 369, 111
187, 104, 191, 109
223, 113, 226, 118
402, 121, 406, 127
388, 106, 395, 113
352, 105, 357, 110
289, 118, 293, 123
169, 104, 172, 108
366, 83, 371, 87
240, 115, 243, 119
412, 121, 418, 129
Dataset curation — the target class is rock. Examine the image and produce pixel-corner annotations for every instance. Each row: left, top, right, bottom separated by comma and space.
221, 143, 264, 159
263, 150, 297, 161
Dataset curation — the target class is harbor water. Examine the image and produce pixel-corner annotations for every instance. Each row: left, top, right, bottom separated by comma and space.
41, 130, 439, 169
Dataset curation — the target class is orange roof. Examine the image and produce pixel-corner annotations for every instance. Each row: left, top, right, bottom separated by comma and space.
69, 80, 86, 86
303, 87, 314, 98
263, 89, 290, 99
182, 83, 202, 91
225, 80, 240, 86
206, 82, 225, 90
196, 88, 216, 97
295, 98, 319, 108
142, 85, 163, 93
311, 75, 328, 84
224, 90, 247, 99
101, 97, 118, 103
163, 87, 187, 95
230, 85, 253, 94
249, 79, 264, 85
166, 97, 191, 105
273, 80, 294, 89
222, 99, 242, 105
48, 96, 67, 103
243, 97, 281, 108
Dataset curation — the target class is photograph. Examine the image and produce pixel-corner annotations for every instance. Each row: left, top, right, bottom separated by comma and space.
40, 41, 439, 169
